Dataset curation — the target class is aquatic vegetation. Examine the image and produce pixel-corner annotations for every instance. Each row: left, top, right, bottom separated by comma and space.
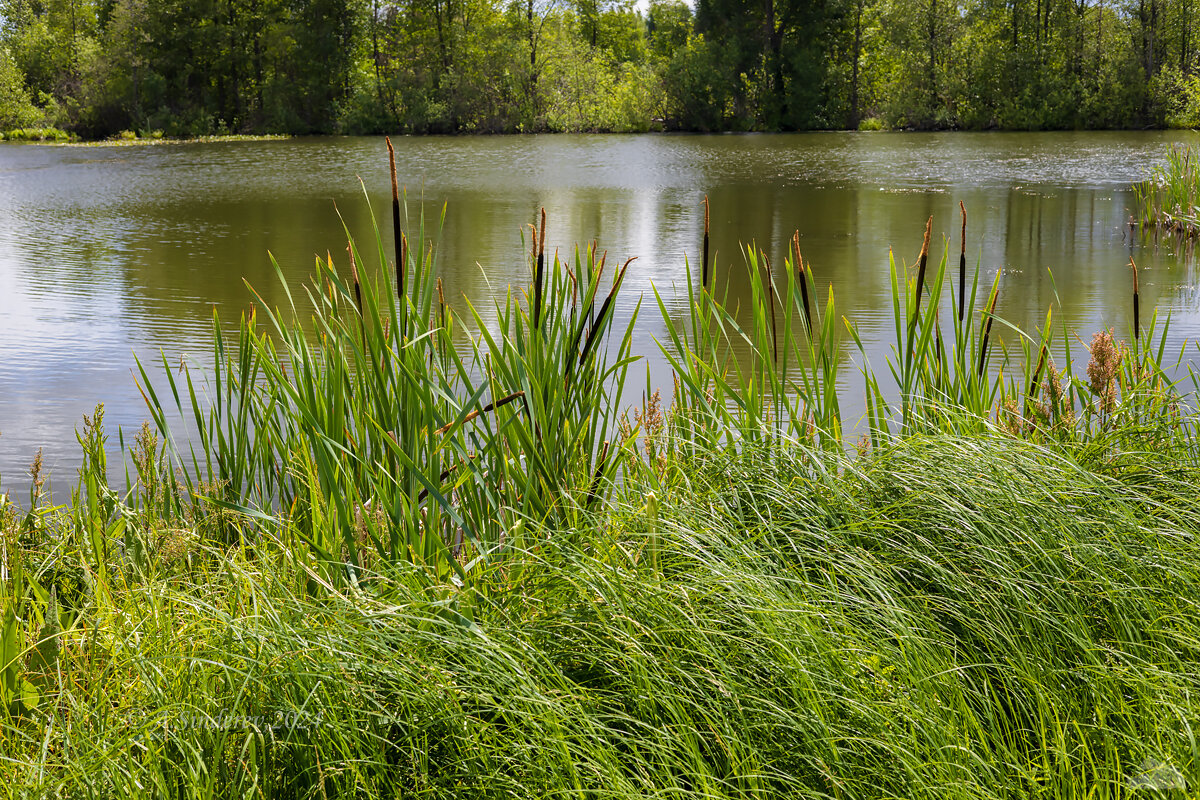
0, 127, 72, 142
65, 133, 292, 147
3, 144, 1200, 797
658, 203, 1184, 460
130, 139, 638, 589
1134, 144, 1200, 239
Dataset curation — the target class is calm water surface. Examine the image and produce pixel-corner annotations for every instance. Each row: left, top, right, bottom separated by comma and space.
1, 131, 1198, 492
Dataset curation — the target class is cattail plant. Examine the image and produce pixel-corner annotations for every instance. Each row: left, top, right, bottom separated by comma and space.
701, 196, 711, 295
533, 207, 547, 328
846, 211, 1008, 444
386, 136, 408, 337
792, 231, 811, 334
1133, 144, 1200, 238
135, 146, 641, 586
909, 217, 933, 341
958, 201, 967, 322
1025, 311, 1050, 421
657, 226, 841, 452
977, 272, 1001, 379
1130, 257, 1140, 342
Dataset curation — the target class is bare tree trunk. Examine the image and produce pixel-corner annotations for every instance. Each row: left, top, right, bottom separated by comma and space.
928, 0, 938, 117
1035, 0, 1042, 50
765, 0, 786, 125
372, 0, 384, 109
527, 0, 539, 121
1139, 0, 1150, 76
1149, 0, 1158, 78
528, 0, 536, 67
849, 0, 864, 128
1073, 0, 1084, 78
227, 0, 243, 126
1183, 0, 1192, 74
70, 0, 79, 77
1041, 0, 1051, 62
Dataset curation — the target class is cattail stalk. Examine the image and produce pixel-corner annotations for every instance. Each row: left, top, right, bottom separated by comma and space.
565, 253, 609, 381
435, 391, 527, 435
347, 244, 362, 316
792, 231, 811, 333
764, 254, 779, 364
416, 459, 473, 503
386, 137, 405, 302
592, 250, 607, 331
434, 277, 448, 363
1130, 257, 1140, 342
701, 196, 711, 294
959, 202, 967, 322
579, 257, 636, 370
1026, 336, 1049, 419
533, 207, 546, 328
909, 217, 933, 341
977, 269, 1002, 379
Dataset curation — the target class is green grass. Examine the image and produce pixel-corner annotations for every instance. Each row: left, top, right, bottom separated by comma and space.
0, 127, 73, 142
5, 434, 1200, 797
3, 144, 1200, 798
1134, 144, 1200, 238
64, 133, 293, 147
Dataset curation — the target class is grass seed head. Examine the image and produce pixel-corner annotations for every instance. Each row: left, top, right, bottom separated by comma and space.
28, 448, 44, 506
1087, 329, 1122, 415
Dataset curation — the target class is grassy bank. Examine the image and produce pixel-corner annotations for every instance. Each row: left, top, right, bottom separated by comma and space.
5, 435, 1200, 798
3, 144, 1200, 797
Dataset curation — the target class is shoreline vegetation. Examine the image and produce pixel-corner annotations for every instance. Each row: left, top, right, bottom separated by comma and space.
0, 128, 296, 144
3, 127, 1195, 150
65, 132, 293, 146
4, 143, 1200, 796
1135, 143, 1200, 239
1, 1, 1199, 141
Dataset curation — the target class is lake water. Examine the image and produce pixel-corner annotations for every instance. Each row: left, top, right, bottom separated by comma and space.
1, 131, 1197, 495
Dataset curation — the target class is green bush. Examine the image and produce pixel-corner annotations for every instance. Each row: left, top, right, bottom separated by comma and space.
1164, 68, 1200, 129
0, 126, 70, 141
0, 47, 41, 131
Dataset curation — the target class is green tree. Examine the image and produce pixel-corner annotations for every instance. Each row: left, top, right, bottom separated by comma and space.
646, 0, 690, 61
693, 0, 849, 129
661, 32, 739, 129
1, 0, 97, 105
0, 45, 41, 128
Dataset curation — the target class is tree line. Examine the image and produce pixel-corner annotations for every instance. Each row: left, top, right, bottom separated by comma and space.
0, 0, 1197, 137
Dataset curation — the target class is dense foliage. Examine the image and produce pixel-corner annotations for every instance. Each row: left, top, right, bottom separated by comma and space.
0, 0, 1197, 136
